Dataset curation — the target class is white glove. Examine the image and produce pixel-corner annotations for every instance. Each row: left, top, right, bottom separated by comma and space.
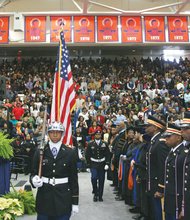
32, 175, 43, 188
72, 205, 79, 216
131, 159, 135, 168
104, 165, 109, 171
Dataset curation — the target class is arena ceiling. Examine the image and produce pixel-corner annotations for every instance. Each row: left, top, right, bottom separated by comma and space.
0, 0, 190, 58
0, 0, 189, 15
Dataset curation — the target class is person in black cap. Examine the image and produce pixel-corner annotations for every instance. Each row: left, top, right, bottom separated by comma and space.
145, 115, 169, 220
111, 121, 126, 199
179, 112, 190, 220
162, 123, 187, 220
86, 128, 110, 202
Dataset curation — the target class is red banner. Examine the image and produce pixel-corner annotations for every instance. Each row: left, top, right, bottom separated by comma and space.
97, 16, 118, 42
121, 16, 142, 43
0, 17, 9, 44
168, 16, 189, 42
144, 16, 165, 42
50, 16, 71, 42
74, 16, 95, 43
25, 16, 46, 42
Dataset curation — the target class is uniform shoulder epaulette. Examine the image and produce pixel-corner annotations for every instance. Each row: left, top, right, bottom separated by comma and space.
159, 138, 166, 142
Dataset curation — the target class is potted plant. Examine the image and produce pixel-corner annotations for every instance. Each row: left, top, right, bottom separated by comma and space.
0, 197, 23, 220
3, 188, 36, 215
0, 132, 14, 195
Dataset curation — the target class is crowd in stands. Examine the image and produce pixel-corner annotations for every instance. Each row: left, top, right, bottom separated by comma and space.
0, 56, 190, 208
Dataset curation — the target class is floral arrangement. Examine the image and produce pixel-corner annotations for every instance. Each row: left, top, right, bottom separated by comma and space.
3, 189, 36, 215
0, 197, 23, 220
0, 132, 14, 160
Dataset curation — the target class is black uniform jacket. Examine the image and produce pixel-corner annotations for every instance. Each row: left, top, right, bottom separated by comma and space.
86, 140, 110, 169
146, 132, 170, 195
112, 130, 126, 168
183, 146, 190, 220
30, 143, 79, 216
164, 143, 187, 216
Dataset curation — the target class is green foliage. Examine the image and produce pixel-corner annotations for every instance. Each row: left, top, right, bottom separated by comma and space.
0, 197, 23, 220
0, 132, 14, 160
3, 189, 36, 215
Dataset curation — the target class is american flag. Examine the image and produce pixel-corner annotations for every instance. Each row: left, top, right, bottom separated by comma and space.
51, 30, 75, 145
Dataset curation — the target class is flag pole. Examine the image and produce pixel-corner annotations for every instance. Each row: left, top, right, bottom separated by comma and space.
57, 25, 64, 122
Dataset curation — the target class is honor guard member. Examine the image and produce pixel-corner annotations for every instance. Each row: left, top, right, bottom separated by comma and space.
179, 112, 190, 220
111, 121, 126, 195
145, 115, 169, 220
162, 123, 187, 220
30, 121, 79, 220
86, 129, 110, 202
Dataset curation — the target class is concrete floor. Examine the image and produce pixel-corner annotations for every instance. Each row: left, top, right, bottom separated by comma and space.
15, 172, 134, 220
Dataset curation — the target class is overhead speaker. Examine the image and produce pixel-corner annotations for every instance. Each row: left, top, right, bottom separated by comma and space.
13, 13, 24, 32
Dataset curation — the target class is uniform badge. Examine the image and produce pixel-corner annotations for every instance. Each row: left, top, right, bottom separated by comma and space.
101, 143, 106, 148
42, 159, 48, 165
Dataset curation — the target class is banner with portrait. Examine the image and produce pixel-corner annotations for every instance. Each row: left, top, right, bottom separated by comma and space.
25, 16, 46, 42
50, 16, 72, 42
168, 16, 189, 42
0, 17, 9, 44
144, 16, 165, 42
121, 16, 142, 43
74, 16, 95, 43
97, 16, 118, 42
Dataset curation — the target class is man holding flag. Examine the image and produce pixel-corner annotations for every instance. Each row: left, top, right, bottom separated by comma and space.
51, 28, 76, 146
30, 28, 79, 220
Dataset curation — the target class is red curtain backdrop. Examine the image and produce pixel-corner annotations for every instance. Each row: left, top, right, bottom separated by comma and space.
144, 16, 165, 42
97, 16, 118, 42
121, 16, 142, 43
0, 17, 9, 44
25, 16, 46, 42
74, 16, 95, 43
168, 16, 189, 42
50, 16, 72, 43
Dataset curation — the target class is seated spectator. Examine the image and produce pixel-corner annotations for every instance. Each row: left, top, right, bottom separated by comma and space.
12, 103, 24, 121
96, 110, 105, 127
31, 105, 39, 118
0, 109, 6, 129
76, 116, 88, 130
116, 109, 127, 124
13, 121, 24, 138
78, 107, 89, 124
88, 120, 101, 140
76, 92, 86, 110
10, 114, 18, 127
88, 105, 97, 118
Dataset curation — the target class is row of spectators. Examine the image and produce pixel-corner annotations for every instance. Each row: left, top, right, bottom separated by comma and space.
0, 56, 190, 173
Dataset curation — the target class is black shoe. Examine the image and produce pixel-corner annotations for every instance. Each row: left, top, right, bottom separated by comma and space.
99, 197, 103, 202
93, 195, 98, 202
110, 183, 115, 187
115, 195, 124, 201
132, 214, 143, 220
129, 207, 140, 214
